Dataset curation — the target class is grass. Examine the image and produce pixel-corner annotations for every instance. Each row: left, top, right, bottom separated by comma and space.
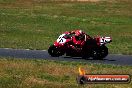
0, 0, 132, 54
0, 57, 131, 88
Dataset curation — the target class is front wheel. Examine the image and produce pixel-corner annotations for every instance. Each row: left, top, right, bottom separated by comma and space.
48, 45, 64, 57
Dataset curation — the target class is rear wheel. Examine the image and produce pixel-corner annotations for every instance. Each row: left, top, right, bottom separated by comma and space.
92, 49, 101, 60
100, 46, 108, 58
48, 45, 64, 57
92, 46, 108, 60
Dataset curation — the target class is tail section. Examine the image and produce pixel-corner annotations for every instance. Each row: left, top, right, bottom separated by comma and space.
95, 36, 112, 46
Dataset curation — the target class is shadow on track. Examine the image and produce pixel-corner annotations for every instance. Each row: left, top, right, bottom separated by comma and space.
63, 56, 116, 62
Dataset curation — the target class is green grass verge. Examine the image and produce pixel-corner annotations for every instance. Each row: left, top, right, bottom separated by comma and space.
0, 57, 131, 88
0, 0, 132, 54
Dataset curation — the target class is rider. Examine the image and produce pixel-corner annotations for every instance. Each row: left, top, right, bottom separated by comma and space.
68, 29, 93, 50
66, 29, 94, 57
71, 30, 86, 48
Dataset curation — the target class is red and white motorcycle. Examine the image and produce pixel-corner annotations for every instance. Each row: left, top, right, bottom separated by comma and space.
48, 31, 112, 59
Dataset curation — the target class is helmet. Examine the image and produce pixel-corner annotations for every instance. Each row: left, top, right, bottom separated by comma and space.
75, 30, 83, 36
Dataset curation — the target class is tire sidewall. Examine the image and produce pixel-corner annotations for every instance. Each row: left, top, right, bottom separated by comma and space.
92, 46, 108, 60
48, 45, 63, 57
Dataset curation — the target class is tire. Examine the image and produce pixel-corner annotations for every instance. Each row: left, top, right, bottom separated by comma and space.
48, 45, 64, 57
100, 46, 108, 58
92, 49, 101, 60
92, 46, 108, 60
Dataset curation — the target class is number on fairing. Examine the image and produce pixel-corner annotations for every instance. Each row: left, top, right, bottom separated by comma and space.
57, 34, 66, 44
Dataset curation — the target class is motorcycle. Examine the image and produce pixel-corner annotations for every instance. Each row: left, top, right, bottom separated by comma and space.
48, 31, 112, 59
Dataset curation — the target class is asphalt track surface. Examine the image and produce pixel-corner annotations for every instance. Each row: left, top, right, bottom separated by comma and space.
0, 48, 132, 66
